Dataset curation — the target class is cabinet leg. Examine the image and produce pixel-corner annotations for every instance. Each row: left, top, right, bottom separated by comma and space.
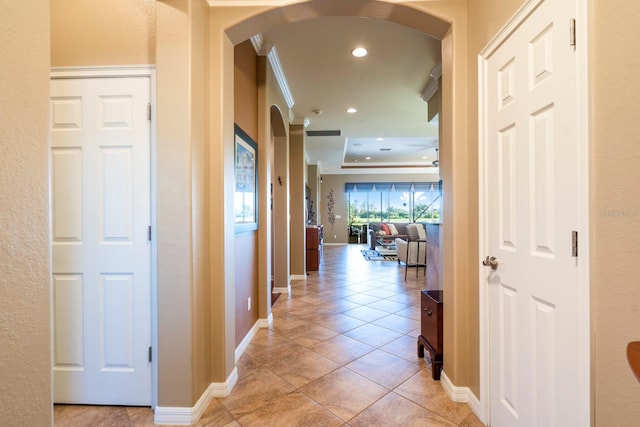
431, 352, 443, 380
417, 335, 442, 381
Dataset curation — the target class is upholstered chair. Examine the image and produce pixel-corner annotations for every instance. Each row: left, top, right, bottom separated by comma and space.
395, 224, 427, 280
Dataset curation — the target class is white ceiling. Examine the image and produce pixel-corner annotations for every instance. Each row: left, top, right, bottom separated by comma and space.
260, 16, 441, 175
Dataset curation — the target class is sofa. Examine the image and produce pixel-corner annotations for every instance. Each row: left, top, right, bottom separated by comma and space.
367, 222, 409, 250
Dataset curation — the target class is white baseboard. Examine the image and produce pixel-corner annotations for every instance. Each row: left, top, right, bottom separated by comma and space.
258, 313, 273, 328
155, 313, 275, 425
273, 285, 290, 294
290, 274, 307, 281
235, 321, 260, 362
154, 368, 238, 425
440, 370, 484, 423
235, 315, 273, 362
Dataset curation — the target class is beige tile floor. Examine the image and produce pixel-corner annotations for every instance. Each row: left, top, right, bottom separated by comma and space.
55, 244, 484, 426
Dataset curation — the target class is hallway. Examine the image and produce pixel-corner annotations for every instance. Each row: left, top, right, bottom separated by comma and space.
55, 244, 482, 426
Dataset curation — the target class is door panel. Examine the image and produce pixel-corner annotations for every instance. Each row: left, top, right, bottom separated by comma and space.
482, 0, 582, 425
51, 76, 151, 405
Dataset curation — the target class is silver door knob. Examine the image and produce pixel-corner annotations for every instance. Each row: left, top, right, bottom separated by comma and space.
482, 256, 499, 270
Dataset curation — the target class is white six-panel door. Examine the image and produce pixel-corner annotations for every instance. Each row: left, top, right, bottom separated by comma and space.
51, 76, 151, 405
481, 0, 586, 425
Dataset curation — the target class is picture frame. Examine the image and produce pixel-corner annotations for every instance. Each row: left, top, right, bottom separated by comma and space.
234, 124, 258, 232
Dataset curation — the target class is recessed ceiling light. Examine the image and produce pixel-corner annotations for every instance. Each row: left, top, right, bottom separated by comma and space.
351, 47, 368, 58
346, 107, 358, 114
365, 156, 372, 160
376, 137, 384, 141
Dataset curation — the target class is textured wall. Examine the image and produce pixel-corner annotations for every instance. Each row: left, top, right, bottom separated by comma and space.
0, 1, 52, 425
51, 0, 155, 66
592, 1, 640, 424
156, 0, 195, 407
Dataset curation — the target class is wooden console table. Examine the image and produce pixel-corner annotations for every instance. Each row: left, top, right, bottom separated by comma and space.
306, 225, 323, 271
418, 290, 443, 380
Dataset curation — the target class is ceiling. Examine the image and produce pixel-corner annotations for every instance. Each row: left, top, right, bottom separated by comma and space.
260, 16, 442, 175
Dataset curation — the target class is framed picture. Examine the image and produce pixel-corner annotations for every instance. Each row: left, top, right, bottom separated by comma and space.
234, 124, 258, 231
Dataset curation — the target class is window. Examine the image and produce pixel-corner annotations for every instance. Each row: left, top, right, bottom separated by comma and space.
346, 182, 440, 226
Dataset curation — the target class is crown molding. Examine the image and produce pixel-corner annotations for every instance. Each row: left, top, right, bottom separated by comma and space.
268, 46, 295, 109
250, 35, 295, 109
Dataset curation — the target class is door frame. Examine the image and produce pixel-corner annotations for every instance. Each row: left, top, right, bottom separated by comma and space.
477, 0, 590, 424
50, 65, 158, 408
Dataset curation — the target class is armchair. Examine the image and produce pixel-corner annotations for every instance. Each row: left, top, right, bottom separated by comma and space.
395, 224, 427, 280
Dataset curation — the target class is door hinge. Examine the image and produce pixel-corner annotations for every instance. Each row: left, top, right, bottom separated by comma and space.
572, 230, 578, 257
148, 225, 152, 241
148, 346, 152, 363
147, 103, 152, 121
570, 18, 576, 48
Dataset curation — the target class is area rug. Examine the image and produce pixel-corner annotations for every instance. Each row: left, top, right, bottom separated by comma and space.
361, 249, 398, 261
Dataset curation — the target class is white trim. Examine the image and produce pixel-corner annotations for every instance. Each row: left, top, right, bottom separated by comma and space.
51, 65, 156, 79
249, 35, 295, 111
267, 47, 295, 109
273, 285, 291, 294
235, 314, 273, 365
235, 320, 260, 362
440, 371, 485, 423
154, 369, 239, 425
575, 1, 591, 425
477, 30, 491, 427
50, 65, 158, 409
290, 274, 307, 281
258, 313, 274, 328
478, 0, 590, 425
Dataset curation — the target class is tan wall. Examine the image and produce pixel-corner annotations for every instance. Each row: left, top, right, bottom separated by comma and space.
235, 41, 259, 138
189, 0, 213, 403
51, 0, 155, 66
156, 0, 215, 406
289, 125, 307, 276
591, 1, 640, 423
319, 173, 440, 244
0, 2, 52, 425
234, 40, 260, 345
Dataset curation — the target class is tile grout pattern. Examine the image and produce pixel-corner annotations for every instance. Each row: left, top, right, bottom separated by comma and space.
55, 244, 483, 426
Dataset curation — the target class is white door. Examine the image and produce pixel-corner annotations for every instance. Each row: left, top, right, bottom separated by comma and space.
481, 0, 587, 425
51, 76, 151, 405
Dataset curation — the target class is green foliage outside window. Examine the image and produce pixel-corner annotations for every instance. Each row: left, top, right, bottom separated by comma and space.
347, 189, 440, 226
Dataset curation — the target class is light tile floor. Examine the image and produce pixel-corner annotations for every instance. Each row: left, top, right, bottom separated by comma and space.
54, 244, 484, 426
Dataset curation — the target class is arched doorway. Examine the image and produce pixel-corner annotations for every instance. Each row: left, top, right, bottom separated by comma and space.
156, 0, 477, 421
269, 105, 289, 305
212, 0, 460, 392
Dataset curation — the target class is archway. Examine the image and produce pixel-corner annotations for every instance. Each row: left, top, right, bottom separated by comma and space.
207, 0, 475, 418
267, 104, 289, 307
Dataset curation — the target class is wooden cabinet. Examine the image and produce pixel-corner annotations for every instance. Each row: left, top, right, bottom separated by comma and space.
418, 290, 443, 380
306, 225, 323, 271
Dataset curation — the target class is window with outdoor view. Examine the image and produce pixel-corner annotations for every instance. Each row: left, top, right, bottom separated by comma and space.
345, 182, 441, 228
